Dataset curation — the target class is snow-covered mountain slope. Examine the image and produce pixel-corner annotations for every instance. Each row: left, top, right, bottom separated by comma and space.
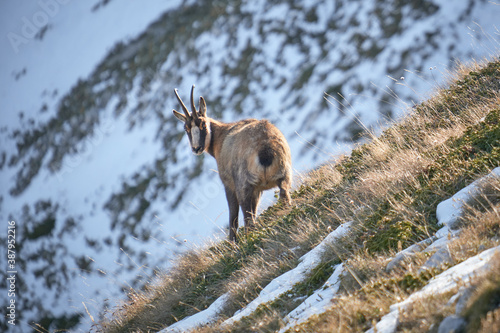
0, 0, 499, 331
0, 1, 184, 331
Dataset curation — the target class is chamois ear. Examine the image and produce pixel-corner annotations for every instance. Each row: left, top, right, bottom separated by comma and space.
173, 109, 187, 122
199, 97, 207, 117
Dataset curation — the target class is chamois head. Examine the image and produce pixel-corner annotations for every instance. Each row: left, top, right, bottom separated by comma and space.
173, 85, 211, 155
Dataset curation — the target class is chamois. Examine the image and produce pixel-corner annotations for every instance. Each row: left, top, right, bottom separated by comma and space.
173, 86, 292, 241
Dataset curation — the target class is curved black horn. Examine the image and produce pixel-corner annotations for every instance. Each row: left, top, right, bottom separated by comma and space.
174, 88, 191, 118
190, 85, 199, 120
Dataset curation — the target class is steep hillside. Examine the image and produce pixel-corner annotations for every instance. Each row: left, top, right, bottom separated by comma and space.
97, 58, 500, 332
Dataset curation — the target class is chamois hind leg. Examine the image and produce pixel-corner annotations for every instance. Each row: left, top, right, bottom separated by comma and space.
240, 186, 261, 233
225, 187, 239, 242
278, 177, 292, 206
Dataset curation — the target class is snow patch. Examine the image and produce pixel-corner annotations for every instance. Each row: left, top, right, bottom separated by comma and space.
278, 263, 345, 332
367, 245, 500, 333
436, 167, 500, 229
160, 293, 230, 333
222, 222, 352, 327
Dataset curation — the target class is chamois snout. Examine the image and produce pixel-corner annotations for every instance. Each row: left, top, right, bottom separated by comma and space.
192, 145, 204, 155
188, 121, 211, 155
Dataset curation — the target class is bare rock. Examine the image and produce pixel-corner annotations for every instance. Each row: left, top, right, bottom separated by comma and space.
438, 315, 466, 333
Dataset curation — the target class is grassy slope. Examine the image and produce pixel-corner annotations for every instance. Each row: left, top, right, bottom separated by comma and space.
96, 58, 500, 333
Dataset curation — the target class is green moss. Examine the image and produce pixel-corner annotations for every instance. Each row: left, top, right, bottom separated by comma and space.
397, 271, 435, 292
291, 183, 315, 199
336, 145, 370, 181
294, 260, 339, 296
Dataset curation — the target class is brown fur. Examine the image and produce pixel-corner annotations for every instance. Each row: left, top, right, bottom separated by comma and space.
173, 86, 292, 241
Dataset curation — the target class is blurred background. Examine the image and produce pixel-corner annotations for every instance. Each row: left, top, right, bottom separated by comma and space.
0, 0, 499, 331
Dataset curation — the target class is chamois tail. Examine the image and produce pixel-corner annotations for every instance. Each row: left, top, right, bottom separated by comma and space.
258, 145, 274, 167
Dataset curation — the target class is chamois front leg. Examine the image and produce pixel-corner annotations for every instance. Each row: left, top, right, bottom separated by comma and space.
225, 187, 239, 242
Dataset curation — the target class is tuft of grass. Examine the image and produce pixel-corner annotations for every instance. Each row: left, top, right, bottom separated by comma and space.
96, 57, 500, 333
462, 253, 500, 333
